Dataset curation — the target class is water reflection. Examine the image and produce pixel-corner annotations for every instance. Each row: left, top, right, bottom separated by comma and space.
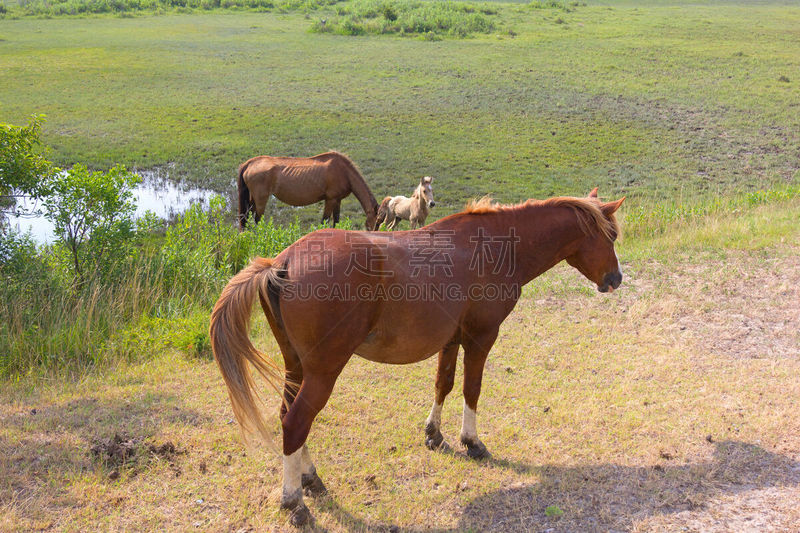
4, 170, 219, 243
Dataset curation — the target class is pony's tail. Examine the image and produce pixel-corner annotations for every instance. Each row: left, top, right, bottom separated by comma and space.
374, 196, 391, 230
210, 257, 284, 444
237, 163, 252, 231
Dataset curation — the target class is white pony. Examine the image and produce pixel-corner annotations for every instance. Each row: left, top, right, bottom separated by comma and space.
373, 176, 435, 230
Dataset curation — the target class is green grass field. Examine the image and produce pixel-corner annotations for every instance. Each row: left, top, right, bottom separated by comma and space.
2, 1, 798, 225
2, 1, 800, 530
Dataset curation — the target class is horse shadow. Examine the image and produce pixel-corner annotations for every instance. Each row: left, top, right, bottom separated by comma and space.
316, 440, 799, 532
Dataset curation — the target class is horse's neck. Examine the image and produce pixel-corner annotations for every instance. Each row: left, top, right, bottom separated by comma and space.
509, 206, 585, 284
341, 158, 377, 214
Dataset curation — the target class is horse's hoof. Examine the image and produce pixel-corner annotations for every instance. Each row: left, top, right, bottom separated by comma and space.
302, 471, 328, 497
426, 436, 452, 452
425, 435, 443, 450
462, 438, 491, 460
289, 505, 313, 528
424, 421, 446, 450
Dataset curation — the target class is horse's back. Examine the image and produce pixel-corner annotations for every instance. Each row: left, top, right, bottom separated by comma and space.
274, 229, 467, 363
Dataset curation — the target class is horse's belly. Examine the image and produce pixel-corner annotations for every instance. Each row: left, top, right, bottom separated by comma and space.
273, 186, 326, 206
354, 337, 438, 364
354, 320, 457, 365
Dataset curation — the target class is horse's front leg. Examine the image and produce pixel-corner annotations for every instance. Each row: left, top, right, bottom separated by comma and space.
460, 328, 499, 460
321, 198, 337, 226
332, 201, 341, 227
424, 340, 459, 450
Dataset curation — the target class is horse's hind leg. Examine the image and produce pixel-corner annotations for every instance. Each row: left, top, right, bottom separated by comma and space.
459, 328, 499, 460
278, 353, 326, 498
386, 211, 398, 231
280, 371, 341, 527
425, 339, 459, 451
257, 295, 327, 523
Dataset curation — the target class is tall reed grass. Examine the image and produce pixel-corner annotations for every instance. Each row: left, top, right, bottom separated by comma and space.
0, 196, 351, 378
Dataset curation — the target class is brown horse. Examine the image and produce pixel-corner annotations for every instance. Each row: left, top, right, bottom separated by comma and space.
237, 151, 379, 230
210, 188, 624, 526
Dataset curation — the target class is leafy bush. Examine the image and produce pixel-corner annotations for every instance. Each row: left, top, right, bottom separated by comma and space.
1, 115, 55, 204
1, 190, 351, 376
312, 0, 499, 38
43, 164, 140, 286
12, 0, 340, 15
529, 0, 584, 12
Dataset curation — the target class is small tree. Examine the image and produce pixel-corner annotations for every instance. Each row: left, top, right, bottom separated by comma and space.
43, 164, 141, 286
0, 115, 56, 204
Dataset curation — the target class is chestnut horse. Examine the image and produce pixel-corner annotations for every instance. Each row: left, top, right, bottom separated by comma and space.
237, 151, 379, 230
373, 175, 435, 230
210, 188, 624, 526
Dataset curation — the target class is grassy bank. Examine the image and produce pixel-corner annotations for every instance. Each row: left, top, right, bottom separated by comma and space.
1, 4, 798, 226
2, 179, 797, 379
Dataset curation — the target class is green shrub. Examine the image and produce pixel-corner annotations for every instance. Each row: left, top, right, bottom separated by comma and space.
313, 0, 498, 38
12, 0, 339, 16
43, 164, 140, 286
1, 115, 55, 202
529, 0, 583, 12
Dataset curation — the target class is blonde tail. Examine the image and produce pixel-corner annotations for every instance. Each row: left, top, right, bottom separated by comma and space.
209, 257, 285, 443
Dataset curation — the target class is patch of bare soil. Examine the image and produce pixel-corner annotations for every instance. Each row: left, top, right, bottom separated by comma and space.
644, 249, 800, 360
90, 433, 185, 477
90, 434, 143, 466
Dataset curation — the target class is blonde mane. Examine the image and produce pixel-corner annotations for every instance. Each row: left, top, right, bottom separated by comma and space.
462, 196, 619, 240
463, 196, 507, 213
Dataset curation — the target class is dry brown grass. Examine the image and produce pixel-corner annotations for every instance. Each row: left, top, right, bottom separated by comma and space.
2, 202, 799, 532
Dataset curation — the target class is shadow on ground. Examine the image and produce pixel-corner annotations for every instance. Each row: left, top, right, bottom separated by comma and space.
318, 441, 799, 532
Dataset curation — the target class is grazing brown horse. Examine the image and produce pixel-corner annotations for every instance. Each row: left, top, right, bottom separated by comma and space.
237, 151, 379, 230
373, 175, 435, 230
210, 188, 624, 526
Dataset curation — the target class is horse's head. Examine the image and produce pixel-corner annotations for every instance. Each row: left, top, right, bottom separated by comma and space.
366, 205, 378, 231
565, 188, 625, 293
419, 176, 435, 209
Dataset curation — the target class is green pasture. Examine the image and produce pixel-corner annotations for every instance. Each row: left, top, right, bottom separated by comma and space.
3, 3, 800, 529
1, 1, 798, 226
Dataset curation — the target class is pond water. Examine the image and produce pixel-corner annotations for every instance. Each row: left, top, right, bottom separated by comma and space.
5, 171, 220, 243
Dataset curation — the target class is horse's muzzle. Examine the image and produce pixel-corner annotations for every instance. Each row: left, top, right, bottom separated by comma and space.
598, 270, 622, 293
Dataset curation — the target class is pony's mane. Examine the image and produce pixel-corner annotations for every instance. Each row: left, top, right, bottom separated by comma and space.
462, 196, 619, 240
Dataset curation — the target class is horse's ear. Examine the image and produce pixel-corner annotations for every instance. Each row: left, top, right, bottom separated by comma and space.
601, 197, 625, 216
588, 187, 599, 199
